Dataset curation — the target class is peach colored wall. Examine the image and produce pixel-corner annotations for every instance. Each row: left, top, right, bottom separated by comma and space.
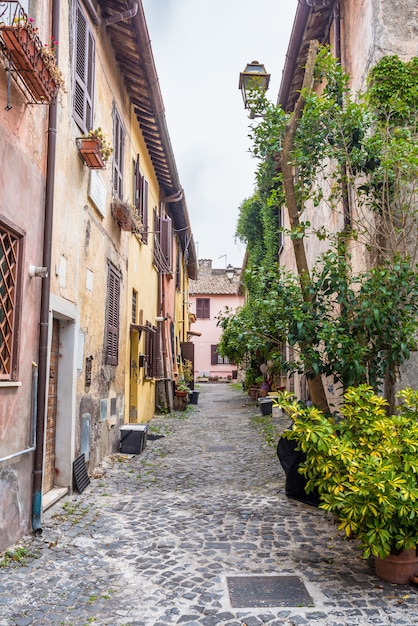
190, 293, 244, 378
0, 2, 50, 550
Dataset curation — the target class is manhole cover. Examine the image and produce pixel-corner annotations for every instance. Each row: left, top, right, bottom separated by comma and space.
226, 575, 313, 608
206, 445, 236, 452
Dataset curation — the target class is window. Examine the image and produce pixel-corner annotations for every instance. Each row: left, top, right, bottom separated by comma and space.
153, 208, 173, 274
134, 155, 149, 243
144, 322, 158, 378
211, 345, 230, 365
160, 214, 173, 271
73, 2, 95, 133
112, 105, 124, 200
0, 221, 23, 380
132, 289, 137, 324
106, 264, 120, 365
196, 298, 210, 319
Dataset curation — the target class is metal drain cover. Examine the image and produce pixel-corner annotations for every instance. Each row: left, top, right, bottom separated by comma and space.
226, 575, 313, 608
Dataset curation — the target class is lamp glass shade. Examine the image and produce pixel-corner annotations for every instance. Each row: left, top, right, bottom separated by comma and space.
225, 264, 235, 281
239, 61, 270, 109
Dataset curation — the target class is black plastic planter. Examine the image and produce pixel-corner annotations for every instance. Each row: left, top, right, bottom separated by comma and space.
189, 391, 200, 405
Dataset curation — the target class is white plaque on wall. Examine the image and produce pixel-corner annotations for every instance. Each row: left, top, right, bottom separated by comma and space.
89, 170, 107, 217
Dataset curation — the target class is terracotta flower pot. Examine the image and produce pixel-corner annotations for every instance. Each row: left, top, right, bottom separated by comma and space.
78, 138, 106, 169
375, 549, 418, 584
0, 25, 57, 102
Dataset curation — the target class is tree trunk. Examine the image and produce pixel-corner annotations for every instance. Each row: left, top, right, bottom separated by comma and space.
280, 40, 330, 414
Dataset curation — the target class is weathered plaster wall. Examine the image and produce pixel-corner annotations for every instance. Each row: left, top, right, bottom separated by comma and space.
0, 1, 50, 551
50, 0, 131, 472
342, 0, 417, 94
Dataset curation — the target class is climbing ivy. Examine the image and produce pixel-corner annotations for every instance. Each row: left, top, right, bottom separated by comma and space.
223, 50, 418, 399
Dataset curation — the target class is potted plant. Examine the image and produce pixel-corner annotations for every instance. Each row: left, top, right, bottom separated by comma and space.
175, 379, 190, 397
111, 198, 143, 233
0, 15, 65, 102
275, 385, 418, 584
77, 127, 112, 169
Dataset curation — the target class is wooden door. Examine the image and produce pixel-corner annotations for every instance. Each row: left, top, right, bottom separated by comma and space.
44, 319, 59, 493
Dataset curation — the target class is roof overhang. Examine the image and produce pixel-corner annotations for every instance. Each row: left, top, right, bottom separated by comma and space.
277, 0, 337, 112
90, 1, 197, 278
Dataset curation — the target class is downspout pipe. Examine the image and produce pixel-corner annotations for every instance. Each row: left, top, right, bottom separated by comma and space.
83, 1, 138, 27
0, 363, 37, 464
31, 0, 59, 535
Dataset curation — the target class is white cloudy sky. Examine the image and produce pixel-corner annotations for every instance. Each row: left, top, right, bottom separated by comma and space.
141, 0, 298, 268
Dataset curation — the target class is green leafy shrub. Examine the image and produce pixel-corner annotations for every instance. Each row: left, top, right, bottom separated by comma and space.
276, 385, 418, 559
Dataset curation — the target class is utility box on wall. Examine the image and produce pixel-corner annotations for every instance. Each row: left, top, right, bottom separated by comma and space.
119, 424, 149, 454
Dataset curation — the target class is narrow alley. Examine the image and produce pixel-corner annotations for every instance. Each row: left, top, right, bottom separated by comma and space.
0, 384, 417, 626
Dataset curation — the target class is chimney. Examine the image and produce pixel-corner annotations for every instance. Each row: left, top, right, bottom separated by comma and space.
198, 259, 213, 277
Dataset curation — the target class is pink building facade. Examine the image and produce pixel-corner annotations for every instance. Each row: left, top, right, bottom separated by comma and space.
189, 260, 244, 380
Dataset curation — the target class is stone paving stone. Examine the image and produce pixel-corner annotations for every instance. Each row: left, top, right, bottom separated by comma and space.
0, 383, 418, 625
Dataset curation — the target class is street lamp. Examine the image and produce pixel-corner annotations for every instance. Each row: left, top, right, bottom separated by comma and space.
239, 61, 270, 116
225, 264, 235, 282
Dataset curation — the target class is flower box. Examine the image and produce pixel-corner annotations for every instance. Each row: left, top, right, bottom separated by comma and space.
0, 25, 59, 102
111, 199, 143, 233
77, 137, 107, 169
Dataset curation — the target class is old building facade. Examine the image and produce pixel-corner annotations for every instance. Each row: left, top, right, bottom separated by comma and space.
0, 0, 196, 552
276, 0, 417, 403
189, 260, 244, 381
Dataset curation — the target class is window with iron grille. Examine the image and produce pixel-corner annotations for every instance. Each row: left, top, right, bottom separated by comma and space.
134, 155, 149, 243
73, 2, 95, 133
106, 264, 120, 365
211, 344, 230, 365
0, 221, 23, 380
112, 104, 124, 200
196, 298, 210, 319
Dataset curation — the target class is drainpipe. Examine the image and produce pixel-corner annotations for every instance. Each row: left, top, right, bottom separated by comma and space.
31, 0, 59, 534
0, 363, 38, 464
83, 0, 138, 26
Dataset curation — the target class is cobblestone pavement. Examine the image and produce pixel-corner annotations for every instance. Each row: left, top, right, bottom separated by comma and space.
1, 383, 417, 626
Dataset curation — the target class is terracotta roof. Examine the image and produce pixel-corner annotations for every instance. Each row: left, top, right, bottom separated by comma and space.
189, 270, 241, 296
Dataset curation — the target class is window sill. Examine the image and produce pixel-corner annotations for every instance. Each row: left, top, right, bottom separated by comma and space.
0, 381, 22, 387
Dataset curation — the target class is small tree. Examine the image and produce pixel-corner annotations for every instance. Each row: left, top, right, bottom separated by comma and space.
226, 49, 418, 409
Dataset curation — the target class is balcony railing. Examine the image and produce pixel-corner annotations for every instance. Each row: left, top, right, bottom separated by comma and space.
0, 1, 63, 103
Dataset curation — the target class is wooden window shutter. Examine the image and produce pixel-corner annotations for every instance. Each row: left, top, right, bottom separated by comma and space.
134, 156, 148, 243
211, 345, 218, 365
160, 214, 173, 271
113, 106, 124, 200
134, 155, 141, 214
196, 298, 210, 319
141, 177, 149, 243
73, 4, 94, 132
151, 325, 159, 378
153, 206, 158, 267
106, 266, 120, 365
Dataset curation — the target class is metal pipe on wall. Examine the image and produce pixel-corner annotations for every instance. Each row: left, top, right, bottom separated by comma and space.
0, 363, 38, 464
31, 0, 59, 535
